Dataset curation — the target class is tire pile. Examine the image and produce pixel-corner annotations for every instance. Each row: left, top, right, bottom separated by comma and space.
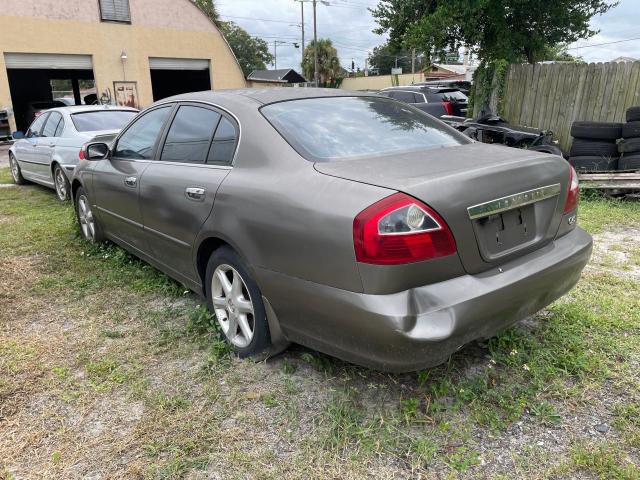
569, 106, 640, 172
618, 107, 640, 171
569, 121, 622, 172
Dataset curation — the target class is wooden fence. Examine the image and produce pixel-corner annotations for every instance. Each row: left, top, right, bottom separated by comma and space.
497, 61, 640, 152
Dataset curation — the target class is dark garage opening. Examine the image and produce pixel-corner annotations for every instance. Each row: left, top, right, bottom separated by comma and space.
7, 68, 95, 132
150, 69, 211, 101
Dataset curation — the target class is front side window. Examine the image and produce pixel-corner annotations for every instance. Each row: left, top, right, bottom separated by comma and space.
207, 117, 238, 166
161, 106, 221, 164
42, 112, 62, 138
71, 110, 137, 132
27, 114, 49, 138
113, 107, 171, 160
262, 96, 468, 162
99, 0, 131, 22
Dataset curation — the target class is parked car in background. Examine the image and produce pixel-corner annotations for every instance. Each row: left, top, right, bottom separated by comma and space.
9, 105, 138, 200
24, 99, 67, 126
71, 89, 591, 372
416, 80, 472, 96
379, 85, 469, 117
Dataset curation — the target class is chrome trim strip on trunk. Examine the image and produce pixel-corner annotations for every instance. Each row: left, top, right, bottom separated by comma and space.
467, 183, 562, 220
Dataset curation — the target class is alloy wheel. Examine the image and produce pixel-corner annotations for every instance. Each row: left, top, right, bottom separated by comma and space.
9, 155, 19, 183
77, 194, 96, 241
211, 264, 255, 348
54, 167, 67, 200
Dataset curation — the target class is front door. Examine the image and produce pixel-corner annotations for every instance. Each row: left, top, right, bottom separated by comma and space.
16, 113, 49, 177
140, 104, 237, 281
92, 105, 173, 254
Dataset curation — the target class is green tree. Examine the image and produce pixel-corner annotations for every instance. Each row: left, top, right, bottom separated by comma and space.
541, 43, 585, 63
218, 22, 273, 77
192, 0, 219, 24
367, 42, 424, 75
301, 39, 342, 86
371, 0, 616, 64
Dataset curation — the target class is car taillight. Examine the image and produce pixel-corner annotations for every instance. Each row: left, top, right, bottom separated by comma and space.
442, 101, 454, 115
563, 166, 579, 214
353, 193, 457, 265
78, 148, 85, 160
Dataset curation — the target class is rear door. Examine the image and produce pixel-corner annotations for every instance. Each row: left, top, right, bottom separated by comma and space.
139, 103, 235, 280
93, 105, 173, 254
35, 111, 64, 180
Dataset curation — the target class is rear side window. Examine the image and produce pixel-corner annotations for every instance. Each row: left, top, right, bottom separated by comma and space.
393, 91, 417, 103
114, 106, 171, 159
161, 106, 221, 164
262, 96, 468, 162
207, 117, 238, 166
42, 112, 62, 137
27, 113, 48, 137
71, 110, 137, 132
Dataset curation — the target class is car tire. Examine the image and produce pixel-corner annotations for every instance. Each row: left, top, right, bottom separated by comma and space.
569, 155, 619, 172
622, 121, 640, 139
626, 106, 640, 122
619, 154, 640, 171
53, 164, 70, 201
570, 121, 623, 141
75, 186, 104, 243
8, 153, 27, 185
618, 137, 640, 154
205, 246, 271, 358
569, 139, 618, 157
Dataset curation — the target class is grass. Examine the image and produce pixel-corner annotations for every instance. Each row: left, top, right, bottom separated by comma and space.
1, 171, 639, 478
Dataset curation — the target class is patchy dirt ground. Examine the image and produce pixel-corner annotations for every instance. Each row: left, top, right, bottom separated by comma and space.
1, 180, 639, 479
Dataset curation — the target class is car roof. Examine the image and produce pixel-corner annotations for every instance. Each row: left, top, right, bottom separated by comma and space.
47, 105, 139, 114
160, 88, 375, 108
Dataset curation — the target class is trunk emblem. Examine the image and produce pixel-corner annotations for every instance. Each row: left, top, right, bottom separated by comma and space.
467, 184, 561, 220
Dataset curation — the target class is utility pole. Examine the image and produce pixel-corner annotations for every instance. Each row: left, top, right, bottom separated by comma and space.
300, 1, 305, 66
313, 0, 318, 87
411, 48, 415, 83
273, 40, 286, 69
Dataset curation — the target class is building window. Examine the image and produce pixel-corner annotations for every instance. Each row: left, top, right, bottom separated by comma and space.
99, 0, 131, 23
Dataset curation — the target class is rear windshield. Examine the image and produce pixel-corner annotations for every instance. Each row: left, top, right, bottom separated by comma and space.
435, 90, 468, 102
71, 110, 137, 132
261, 96, 468, 162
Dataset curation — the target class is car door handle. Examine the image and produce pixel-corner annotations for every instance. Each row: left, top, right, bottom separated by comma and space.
124, 176, 137, 187
185, 187, 206, 201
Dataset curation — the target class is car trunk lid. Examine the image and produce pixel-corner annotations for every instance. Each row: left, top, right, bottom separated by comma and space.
314, 143, 570, 274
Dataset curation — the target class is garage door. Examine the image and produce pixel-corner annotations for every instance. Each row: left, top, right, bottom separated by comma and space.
149, 57, 209, 71
4, 53, 93, 70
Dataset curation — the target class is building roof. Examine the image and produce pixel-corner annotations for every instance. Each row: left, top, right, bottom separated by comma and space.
612, 56, 638, 63
432, 64, 468, 75
247, 68, 306, 83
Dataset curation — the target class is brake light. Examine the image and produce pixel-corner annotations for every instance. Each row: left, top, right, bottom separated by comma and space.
353, 193, 457, 265
78, 148, 85, 160
442, 101, 454, 115
563, 166, 579, 214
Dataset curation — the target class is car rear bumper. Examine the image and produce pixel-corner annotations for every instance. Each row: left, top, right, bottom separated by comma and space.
256, 227, 592, 372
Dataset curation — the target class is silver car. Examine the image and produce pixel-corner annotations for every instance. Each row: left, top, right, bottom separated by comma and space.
72, 89, 592, 372
9, 105, 138, 200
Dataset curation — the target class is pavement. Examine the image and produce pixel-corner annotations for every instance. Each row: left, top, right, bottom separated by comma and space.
0, 143, 11, 168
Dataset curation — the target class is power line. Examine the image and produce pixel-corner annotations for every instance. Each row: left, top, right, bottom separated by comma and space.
569, 35, 640, 50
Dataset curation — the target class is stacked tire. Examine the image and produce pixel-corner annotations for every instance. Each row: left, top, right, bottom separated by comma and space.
569, 121, 623, 172
618, 107, 640, 171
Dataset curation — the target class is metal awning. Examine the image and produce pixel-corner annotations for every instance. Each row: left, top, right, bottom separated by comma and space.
148, 57, 209, 71
4, 53, 93, 70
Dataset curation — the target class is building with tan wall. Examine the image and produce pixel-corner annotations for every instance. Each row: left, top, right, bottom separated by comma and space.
0, 0, 245, 134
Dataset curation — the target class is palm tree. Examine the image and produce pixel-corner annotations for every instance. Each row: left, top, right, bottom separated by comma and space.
301, 39, 342, 87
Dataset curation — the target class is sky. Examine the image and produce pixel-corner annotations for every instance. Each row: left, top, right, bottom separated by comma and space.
215, 0, 640, 74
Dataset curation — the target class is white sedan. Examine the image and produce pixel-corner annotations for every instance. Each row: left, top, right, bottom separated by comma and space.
8, 105, 138, 200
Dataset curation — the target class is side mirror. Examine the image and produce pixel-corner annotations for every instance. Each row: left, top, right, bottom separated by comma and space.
12, 131, 25, 140
83, 142, 110, 161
